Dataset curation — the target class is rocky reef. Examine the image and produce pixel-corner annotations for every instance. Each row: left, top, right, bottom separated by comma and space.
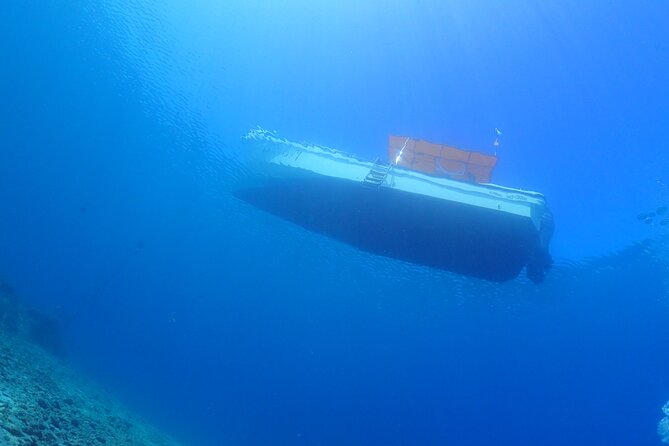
660, 401, 669, 444
0, 280, 183, 446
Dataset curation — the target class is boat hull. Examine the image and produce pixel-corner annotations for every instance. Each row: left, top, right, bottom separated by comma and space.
235, 174, 540, 282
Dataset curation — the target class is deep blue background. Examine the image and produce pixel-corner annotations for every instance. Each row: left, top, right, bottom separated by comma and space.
1, 1, 669, 445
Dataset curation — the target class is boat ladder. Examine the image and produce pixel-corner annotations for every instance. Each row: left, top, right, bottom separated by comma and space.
363, 159, 391, 187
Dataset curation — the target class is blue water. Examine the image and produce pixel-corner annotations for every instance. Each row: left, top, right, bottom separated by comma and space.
1, 1, 669, 445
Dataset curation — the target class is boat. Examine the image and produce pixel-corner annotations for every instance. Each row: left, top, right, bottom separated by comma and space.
236, 128, 554, 283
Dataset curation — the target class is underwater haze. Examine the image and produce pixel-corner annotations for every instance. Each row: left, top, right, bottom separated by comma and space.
1, 1, 669, 445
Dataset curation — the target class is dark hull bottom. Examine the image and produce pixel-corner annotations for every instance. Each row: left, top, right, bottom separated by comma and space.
235, 176, 540, 282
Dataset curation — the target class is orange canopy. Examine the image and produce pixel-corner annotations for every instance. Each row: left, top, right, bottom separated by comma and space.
388, 135, 497, 183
